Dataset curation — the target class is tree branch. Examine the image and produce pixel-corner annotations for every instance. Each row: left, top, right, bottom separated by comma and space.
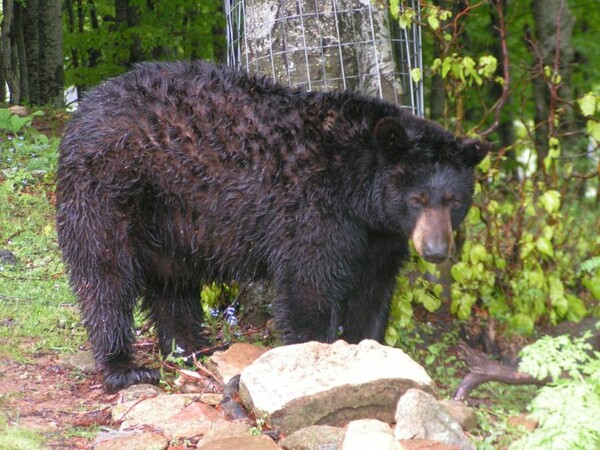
453, 341, 547, 401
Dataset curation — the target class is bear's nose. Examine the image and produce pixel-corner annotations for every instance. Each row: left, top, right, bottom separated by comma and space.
421, 241, 449, 264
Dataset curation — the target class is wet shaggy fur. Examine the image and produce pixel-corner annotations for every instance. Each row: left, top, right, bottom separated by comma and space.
56, 60, 490, 392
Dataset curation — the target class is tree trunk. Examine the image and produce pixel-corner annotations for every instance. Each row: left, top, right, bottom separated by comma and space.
489, 0, 517, 175
23, 0, 40, 104
38, 0, 64, 106
239, 0, 404, 103
15, 4, 29, 103
115, 0, 144, 65
530, 0, 574, 160
1, 0, 20, 103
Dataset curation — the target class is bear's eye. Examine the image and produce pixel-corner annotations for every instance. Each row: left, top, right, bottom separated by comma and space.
444, 195, 462, 209
408, 193, 427, 208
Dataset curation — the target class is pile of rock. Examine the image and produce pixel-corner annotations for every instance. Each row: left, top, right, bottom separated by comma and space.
88, 340, 476, 449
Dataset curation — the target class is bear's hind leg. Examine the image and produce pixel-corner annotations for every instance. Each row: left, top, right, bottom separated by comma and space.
142, 278, 208, 359
77, 276, 160, 393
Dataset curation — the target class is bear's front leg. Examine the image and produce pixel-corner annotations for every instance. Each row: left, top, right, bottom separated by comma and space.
273, 276, 346, 344
341, 235, 406, 343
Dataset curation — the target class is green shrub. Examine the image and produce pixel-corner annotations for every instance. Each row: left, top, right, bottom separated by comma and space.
510, 327, 600, 450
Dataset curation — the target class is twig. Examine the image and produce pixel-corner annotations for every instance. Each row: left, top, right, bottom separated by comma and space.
479, 0, 511, 139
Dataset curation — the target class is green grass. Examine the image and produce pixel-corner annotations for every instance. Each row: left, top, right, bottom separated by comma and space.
0, 424, 45, 450
0, 115, 84, 362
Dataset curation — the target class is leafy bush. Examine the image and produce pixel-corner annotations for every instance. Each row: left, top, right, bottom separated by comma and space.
510, 327, 600, 450
0, 109, 59, 190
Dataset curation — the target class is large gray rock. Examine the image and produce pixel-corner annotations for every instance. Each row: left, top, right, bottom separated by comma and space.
239, 340, 433, 434
394, 389, 475, 450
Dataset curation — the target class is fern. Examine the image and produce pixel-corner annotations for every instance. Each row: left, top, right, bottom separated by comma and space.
510, 327, 600, 450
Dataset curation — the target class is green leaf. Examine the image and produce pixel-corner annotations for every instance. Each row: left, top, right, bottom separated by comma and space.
577, 92, 598, 116
478, 55, 498, 78
451, 262, 468, 283
469, 243, 488, 264
564, 295, 587, 322
389, 0, 400, 19
384, 326, 398, 346
579, 256, 600, 274
427, 14, 440, 30
478, 154, 491, 173
419, 291, 442, 312
536, 237, 554, 257
583, 276, 600, 300
510, 314, 535, 335
587, 120, 600, 142
538, 190, 561, 214
441, 57, 452, 79
398, 8, 415, 29
410, 68, 422, 84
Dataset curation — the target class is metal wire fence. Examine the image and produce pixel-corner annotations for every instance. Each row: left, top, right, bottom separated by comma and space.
224, 0, 423, 116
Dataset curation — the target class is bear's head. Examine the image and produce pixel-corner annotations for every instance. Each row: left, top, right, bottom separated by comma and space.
373, 116, 491, 263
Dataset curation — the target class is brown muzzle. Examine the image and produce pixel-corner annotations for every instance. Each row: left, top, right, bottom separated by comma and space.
411, 207, 454, 264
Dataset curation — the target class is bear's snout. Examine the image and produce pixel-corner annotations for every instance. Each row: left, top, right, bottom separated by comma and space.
411, 207, 454, 264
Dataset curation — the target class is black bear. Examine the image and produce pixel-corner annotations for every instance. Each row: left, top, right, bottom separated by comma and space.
56, 61, 490, 392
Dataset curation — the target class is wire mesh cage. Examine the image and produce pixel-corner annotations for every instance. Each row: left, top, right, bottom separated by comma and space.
224, 0, 423, 116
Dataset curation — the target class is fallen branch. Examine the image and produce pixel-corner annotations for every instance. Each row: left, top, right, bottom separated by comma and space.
453, 340, 547, 401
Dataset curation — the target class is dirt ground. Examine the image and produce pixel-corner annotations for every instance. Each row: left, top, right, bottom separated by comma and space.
0, 350, 112, 449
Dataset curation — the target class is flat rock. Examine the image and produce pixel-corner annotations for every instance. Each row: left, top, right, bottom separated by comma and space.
398, 439, 460, 450
197, 419, 253, 447
341, 419, 401, 450
94, 431, 168, 450
205, 343, 270, 384
200, 434, 280, 450
394, 389, 475, 450
240, 339, 433, 435
280, 425, 344, 450
113, 394, 221, 439
117, 383, 164, 403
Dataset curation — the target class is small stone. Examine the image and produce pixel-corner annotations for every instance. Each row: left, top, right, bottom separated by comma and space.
205, 343, 270, 385
57, 350, 98, 374
280, 425, 344, 450
438, 400, 477, 431
397, 438, 459, 450
117, 383, 164, 403
200, 393, 224, 406
8, 106, 29, 117
341, 419, 401, 450
394, 389, 474, 450
0, 249, 18, 266
197, 419, 253, 447
200, 434, 280, 450
94, 431, 168, 450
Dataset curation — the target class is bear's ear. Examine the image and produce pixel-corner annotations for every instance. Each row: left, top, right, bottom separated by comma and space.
373, 117, 410, 157
459, 138, 492, 167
